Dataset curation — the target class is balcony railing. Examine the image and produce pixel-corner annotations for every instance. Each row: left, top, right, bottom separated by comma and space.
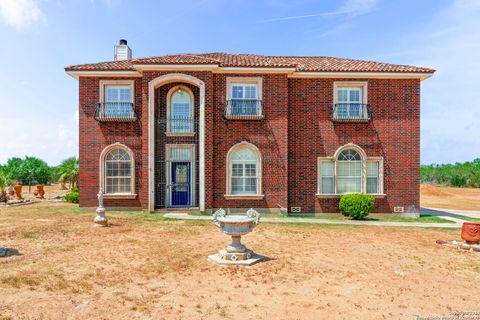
223, 99, 264, 120
166, 117, 195, 133
332, 103, 371, 123
94, 102, 137, 122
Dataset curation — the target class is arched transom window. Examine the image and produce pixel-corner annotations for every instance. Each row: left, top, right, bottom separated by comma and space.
318, 144, 383, 196
168, 87, 193, 133
227, 143, 262, 196
103, 146, 134, 194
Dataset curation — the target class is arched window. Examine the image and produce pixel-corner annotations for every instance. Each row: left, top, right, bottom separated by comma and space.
100, 144, 135, 195
226, 142, 262, 196
168, 86, 193, 133
317, 144, 383, 196
336, 149, 362, 194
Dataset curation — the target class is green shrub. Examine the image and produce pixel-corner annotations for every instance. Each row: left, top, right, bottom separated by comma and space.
339, 193, 375, 220
65, 187, 79, 203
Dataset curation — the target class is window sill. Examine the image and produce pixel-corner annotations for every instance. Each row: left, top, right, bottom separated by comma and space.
316, 193, 386, 199
165, 132, 196, 137
224, 194, 265, 200
104, 194, 138, 200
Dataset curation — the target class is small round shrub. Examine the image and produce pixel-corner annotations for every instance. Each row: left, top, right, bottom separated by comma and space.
339, 193, 375, 220
65, 187, 79, 204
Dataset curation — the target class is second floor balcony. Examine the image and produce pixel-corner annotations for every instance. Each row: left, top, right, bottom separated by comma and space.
94, 102, 137, 122
332, 103, 372, 123
223, 99, 264, 120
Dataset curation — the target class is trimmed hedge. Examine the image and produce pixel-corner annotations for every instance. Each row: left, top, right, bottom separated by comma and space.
339, 193, 375, 220
65, 187, 79, 204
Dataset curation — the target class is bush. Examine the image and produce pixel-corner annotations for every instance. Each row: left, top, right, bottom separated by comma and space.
65, 187, 79, 203
339, 193, 375, 220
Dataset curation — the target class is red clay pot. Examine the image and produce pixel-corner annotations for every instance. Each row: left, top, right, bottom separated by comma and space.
461, 222, 480, 244
35, 185, 45, 199
13, 185, 23, 200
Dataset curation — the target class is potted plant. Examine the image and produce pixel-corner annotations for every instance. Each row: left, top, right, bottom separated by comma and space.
0, 172, 8, 203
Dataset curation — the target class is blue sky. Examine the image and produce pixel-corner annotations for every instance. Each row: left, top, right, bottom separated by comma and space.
0, 0, 479, 166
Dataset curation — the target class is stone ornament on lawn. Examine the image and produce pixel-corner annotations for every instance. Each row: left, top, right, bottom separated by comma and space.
94, 190, 108, 227
208, 208, 264, 266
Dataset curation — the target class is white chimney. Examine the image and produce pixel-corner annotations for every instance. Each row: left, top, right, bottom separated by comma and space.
114, 39, 132, 61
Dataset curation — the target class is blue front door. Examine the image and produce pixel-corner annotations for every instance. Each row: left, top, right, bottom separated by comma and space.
171, 162, 190, 206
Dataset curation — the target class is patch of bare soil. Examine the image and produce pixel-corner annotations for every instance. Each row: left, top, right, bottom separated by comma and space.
421, 184, 480, 210
1, 203, 479, 319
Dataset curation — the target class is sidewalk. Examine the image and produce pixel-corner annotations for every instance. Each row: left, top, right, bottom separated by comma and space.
164, 207, 479, 228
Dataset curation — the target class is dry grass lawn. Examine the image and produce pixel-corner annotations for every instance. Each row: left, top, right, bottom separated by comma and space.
421, 184, 480, 210
1, 202, 479, 319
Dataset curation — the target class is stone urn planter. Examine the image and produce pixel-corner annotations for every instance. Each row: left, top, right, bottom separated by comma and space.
208, 208, 264, 265
6, 185, 14, 196
33, 185, 45, 199
461, 222, 480, 244
13, 185, 23, 200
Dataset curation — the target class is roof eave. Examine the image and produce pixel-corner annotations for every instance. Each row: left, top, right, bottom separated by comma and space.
65, 70, 142, 80
289, 71, 435, 80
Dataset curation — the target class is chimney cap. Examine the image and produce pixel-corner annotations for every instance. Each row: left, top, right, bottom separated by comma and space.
119, 39, 128, 45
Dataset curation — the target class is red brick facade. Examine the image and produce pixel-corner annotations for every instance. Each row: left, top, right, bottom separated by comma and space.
77, 71, 421, 213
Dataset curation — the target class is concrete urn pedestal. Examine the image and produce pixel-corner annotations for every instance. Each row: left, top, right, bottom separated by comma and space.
208, 208, 264, 266
94, 190, 108, 227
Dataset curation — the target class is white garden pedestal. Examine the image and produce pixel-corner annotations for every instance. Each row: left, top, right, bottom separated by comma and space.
208, 208, 264, 266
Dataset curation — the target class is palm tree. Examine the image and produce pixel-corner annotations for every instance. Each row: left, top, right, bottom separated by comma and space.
58, 157, 79, 190
0, 170, 12, 202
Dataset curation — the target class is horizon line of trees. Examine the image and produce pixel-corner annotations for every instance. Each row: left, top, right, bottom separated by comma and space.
0, 156, 78, 189
421, 158, 480, 188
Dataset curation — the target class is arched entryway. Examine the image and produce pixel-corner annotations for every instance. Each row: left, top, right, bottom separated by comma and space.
148, 74, 205, 212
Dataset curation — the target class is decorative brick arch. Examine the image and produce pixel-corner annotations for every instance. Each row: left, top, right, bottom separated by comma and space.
148, 73, 205, 212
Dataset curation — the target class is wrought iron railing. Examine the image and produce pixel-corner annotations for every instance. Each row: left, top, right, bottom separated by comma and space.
162, 117, 195, 133
332, 103, 372, 122
223, 99, 264, 120
94, 102, 137, 122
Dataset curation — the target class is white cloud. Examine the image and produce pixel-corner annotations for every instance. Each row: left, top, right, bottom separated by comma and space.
260, 0, 379, 22
0, 0, 46, 29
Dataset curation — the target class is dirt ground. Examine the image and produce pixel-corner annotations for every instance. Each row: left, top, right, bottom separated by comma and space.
421, 184, 480, 210
1, 203, 479, 320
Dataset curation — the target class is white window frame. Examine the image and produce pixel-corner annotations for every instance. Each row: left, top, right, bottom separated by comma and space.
99, 80, 134, 104
165, 144, 196, 207
166, 85, 195, 136
333, 81, 368, 105
226, 77, 263, 101
317, 143, 384, 198
225, 141, 264, 200
99, 142, 136, 199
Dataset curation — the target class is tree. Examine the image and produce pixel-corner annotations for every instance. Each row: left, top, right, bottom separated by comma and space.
4, 156, 52, 185
57, 157, 79, 190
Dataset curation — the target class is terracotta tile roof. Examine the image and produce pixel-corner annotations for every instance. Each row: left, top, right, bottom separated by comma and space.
65, 52, 435, 73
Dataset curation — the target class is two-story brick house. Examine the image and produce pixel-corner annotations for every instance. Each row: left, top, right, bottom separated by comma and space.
65, 40, 434, 214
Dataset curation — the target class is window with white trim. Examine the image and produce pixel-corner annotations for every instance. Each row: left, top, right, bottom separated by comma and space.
320, 160, 334, 194
167, 86, 194, 133
337, 149, 362, 194
317, 145, 383, 195
104, 148, 133, 194
225, 142, 263, 196
98, 80, 135, 120
230, 148, 258, 195
226, 78, 263, 117
333, 82, 368, 121
367, 160, 380, 194
105, 85, 132, 104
